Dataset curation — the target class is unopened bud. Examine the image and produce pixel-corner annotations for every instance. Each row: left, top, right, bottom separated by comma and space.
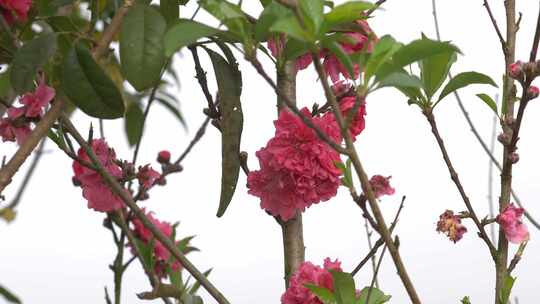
509, 61, 524, 79
498, 132, 511, 145
509, 152, 520, 164
156, 176, 167, 186
526, 86, 539, 100
157, 150, 171, 164
72, 176, 81, 187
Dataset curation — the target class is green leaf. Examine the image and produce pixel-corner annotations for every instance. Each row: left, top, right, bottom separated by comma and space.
322, 38, 354, 79
160, 0, 179, 27
499, 274, 515, 304
62, 44, 125, 119
438, 71, 497, 102
167, 264, 184, 290
0, 67, 11, 99
120, 4, 167, 91
376, 72, 423, 89
182, 294, 203, 304
155, 96, 187, 129
420, 48, 457, 99
0, 284, 21, 304
283, 38, 310, 62
305, 284, 336, 304
124, 101, 144, 146
199, 0, 251, 40
270, 16, 309, 42
299, 0, 324, 35
133, 238, 154, 271
476, 93, 498, 115
322, 1, 373, 31
164, 19, 220, 56
461, 296, 472, 304
255, 1, 291, 41
10, 33, 57, 94
204, 48, 243, 217
365, 35, 400, 82
392, 38, 461, 68
47, 129, 67, 150
189, 268, 212, 294
357, 287, 391, 304
331, 271, 356, 304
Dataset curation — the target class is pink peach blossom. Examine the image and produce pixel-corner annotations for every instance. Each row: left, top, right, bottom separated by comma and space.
0, 0, 31, 24
268, 35, 313, 71
497, 203, 529, 244
281, 258, 342, 304
247, 108, 342, 221
436, 210, 467, 243
19, 82, 55, 118
369, 175, 395, 198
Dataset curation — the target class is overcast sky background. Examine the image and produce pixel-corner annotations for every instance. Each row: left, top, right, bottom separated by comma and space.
2, 0, 540, 303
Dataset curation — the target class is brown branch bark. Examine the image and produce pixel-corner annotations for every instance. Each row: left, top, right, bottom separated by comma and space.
496, 0, 517, 301
277, 60, 305, 287
0, 99, 64, 194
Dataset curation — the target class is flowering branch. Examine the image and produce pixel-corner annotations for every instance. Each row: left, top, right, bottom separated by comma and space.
58, 115, 231, 304
309, 53, 422, 304
0, 0, 133, 197
432, 0, 540, 231
424, 110, 497, 259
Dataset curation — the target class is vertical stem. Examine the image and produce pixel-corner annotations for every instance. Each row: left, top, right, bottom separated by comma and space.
113, 233, 125, 304
277, 60, 305, 287
488, 95, 499, 243
364, 218, 379, 288
497, 1, 516, 301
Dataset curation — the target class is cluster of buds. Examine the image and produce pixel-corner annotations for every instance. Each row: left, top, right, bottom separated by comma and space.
436, 210, 467, 243
497, 132, 512, 146
526, 85, 539, 100
508, 60, 540, 100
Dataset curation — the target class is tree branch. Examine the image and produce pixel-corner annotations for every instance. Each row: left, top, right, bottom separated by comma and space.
59, 116, 231, 304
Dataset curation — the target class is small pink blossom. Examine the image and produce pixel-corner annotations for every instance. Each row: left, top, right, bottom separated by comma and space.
527, 86, 539, 100
0, 0, 31, 24
496, 203, 529, 244
72, 139, 125, 213
436, 210, 467, 243
281, 258, 342, 304
157, 150, 171, 164
322, 21, 377, 83
247, 108, 342, 221
268, 35, 313, 71
0, 117, 31, 144
369, 175, 395, 198
338, 96, 366, 139
132, 209, 182, 276
508, 61, 524, 79
19, 82, 55, 118
137, 164, 161, 190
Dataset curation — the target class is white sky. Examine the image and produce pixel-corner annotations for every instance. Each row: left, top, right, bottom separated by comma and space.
2, 0, 540, 303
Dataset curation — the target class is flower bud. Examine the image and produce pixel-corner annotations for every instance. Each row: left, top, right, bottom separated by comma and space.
157, 150, 171, 164
72, 176, 81, 187
509, 152, 520, 164
509, 61, 524, 79
497, 132, 511, 145
526, 86, 539, 100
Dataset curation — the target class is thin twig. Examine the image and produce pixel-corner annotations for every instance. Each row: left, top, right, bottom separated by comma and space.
424, 111, 497, 259
364, 218, 379, 288
352, 196, 405, 276
189, 47, 219, 118
7, 139, 46, 209
60, 116, 230, 304
365, 244, 387, 304
366, 0, 387, 16
482, 0, 507, 54
507, 241, 527, 274
174, 117, 211, 165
